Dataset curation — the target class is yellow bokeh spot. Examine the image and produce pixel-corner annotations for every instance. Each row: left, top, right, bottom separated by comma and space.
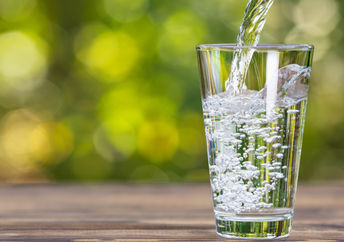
0, 31, 47, 93
30, 122, 74, 164
0, 109, 39, 168
137, 120, 179, 163
104, 0, 148, 23
78, 31, 139, 81
0, 109, 44, 181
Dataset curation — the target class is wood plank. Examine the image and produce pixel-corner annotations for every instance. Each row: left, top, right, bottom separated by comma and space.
0, 184, 342, 241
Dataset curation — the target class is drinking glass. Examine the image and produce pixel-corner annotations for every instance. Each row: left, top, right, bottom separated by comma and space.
196, 44, 314, 239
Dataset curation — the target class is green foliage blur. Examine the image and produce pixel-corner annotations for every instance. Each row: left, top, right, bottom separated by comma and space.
0, 0, 343, 182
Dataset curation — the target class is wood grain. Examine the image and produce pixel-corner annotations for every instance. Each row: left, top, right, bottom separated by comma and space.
0, 183, 343, 241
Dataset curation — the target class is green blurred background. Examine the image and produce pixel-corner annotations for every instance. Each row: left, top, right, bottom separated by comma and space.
0, 0, 342, 182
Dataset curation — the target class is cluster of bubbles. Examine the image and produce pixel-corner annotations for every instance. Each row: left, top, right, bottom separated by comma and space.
203, 64, 310, 213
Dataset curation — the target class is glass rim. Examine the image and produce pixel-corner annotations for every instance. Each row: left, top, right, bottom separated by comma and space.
196, 44, 314, 51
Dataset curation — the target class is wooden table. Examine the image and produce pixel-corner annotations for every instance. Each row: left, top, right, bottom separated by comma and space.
0, 184, 343, 241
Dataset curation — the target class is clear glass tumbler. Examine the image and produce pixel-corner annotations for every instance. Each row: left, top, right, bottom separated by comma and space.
196, 44, 314, 239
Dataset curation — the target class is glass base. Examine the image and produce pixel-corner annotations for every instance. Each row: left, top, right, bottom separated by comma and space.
215, 209, 292, 239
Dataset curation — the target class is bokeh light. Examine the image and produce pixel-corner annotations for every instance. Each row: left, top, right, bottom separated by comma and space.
293, 0, 339, 37
0, 109, 74, 181
0, 109, 39, 167
137, 120, 179, 163
30, 122, 74, 164
75, 26, 140, 81
98, 86, 144, 156
0, 109, 42, 181
0, 31, 47, 96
